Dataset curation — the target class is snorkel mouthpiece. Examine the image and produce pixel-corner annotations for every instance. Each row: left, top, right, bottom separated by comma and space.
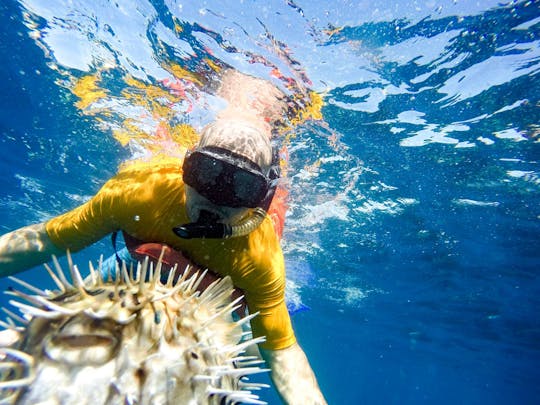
198, 209, 222, 224
173, 210, 231, 239
173, 208, 266, 239
173, 222, 231, 239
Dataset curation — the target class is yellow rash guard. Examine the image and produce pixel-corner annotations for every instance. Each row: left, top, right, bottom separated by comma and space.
46, 159, 295, 350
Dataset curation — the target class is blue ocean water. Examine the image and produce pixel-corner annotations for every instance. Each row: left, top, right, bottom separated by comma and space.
1, 1, 539, 404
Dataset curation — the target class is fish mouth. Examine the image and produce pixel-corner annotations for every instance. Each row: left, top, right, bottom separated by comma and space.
44, 316, 120, 365
54, 316, 118, 346
51, 333, 116, 348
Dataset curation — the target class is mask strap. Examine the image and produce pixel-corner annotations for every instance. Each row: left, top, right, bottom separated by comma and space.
259, 146, 281, 211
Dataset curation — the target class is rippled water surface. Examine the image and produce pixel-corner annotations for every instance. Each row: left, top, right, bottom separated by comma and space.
1, 1, 539, 404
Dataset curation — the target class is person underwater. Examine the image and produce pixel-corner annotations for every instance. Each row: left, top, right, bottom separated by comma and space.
0, 69, 327, 404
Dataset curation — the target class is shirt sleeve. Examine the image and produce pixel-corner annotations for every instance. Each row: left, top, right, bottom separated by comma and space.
240, 222, 297, 350
45, 181, 118, 251
248, 290, 297, 350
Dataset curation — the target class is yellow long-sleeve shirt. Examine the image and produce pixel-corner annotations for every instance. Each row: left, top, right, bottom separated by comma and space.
46, 159, 295, 350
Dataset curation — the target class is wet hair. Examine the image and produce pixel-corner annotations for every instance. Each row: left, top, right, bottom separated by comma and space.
198, 120, 272, 172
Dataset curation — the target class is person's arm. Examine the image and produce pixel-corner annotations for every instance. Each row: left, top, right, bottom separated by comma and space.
260, 342, 327, 405
0, 222, 64, 277
241, 243, 327, 405
215, 68, 288, 136
0, 175, 123, 278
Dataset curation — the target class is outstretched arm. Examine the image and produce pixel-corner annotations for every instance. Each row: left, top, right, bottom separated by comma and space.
215, 68, 288, 137
0, 222, 63, 277
260, 342, 327, 405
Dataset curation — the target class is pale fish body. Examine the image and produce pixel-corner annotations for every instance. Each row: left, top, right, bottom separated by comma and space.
0, 253, 268, 404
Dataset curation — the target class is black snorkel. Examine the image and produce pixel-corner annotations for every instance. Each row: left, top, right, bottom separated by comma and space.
173, 209, 229, 239
172, 207, 268, 239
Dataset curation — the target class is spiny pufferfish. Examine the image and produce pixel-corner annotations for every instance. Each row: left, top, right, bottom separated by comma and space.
0, 251, 268, 404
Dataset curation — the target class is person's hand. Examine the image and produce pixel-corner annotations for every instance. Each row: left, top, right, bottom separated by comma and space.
260, 342, 327, 405
0, 222, 64, 277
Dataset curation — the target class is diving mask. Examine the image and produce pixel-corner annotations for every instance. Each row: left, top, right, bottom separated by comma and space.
182, 145, 270, 208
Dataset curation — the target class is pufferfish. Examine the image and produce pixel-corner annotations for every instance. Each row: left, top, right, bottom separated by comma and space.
0, 252, 268, 404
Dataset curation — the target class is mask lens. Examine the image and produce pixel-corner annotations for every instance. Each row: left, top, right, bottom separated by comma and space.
233, 171, 266, 207
183, 149, 269, 208
195, 156, 223, 187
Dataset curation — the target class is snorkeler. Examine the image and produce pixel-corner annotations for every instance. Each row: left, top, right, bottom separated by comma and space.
0, 69, 327, 405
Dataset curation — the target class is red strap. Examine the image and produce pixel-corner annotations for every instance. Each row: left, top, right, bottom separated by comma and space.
132, 243, 192, 270
267, 185, 288, 240
127, 239, 247, 315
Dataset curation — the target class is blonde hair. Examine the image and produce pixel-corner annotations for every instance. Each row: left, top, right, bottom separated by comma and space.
198, 120, 272, 171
